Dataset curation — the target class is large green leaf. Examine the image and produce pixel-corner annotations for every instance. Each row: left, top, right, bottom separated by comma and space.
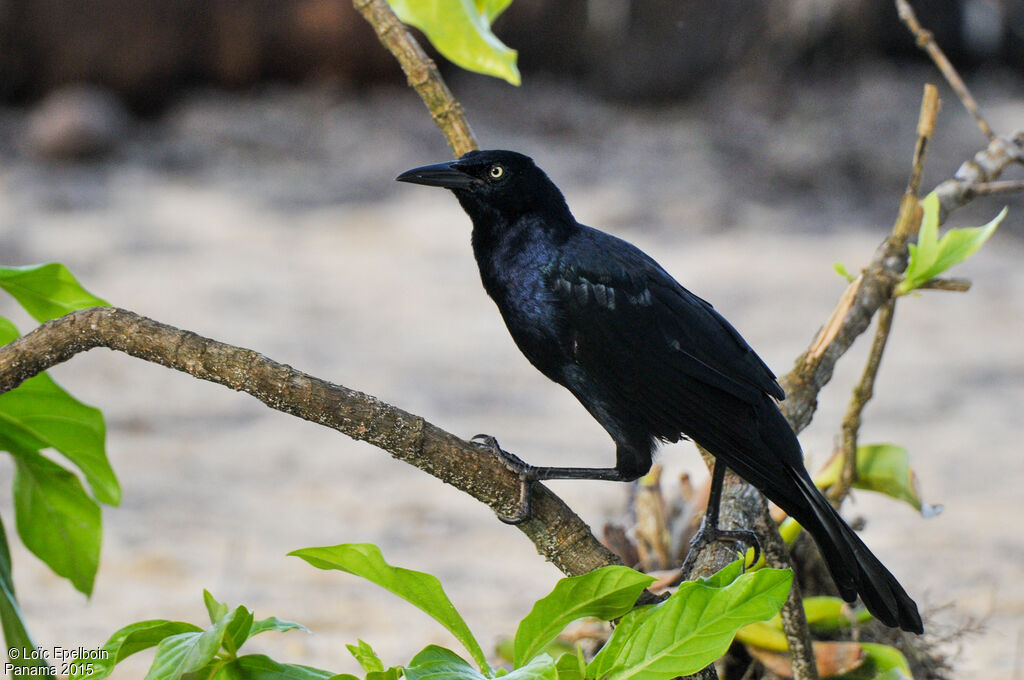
290, 543, 490, 674
70, 620, 204, 680
0, 516, 54, 676
12, 449, 101, 596
0, 263, 109, 322
0, 373, 117, 506
387, 0, 520, 85
0, 317, 119, 507
513, 565, 653, 667
588, 568, 792, 680
211, 654, 338, 680
897, 192, 1005, 294
404, 646, 486, 680
143, 611, 234, 680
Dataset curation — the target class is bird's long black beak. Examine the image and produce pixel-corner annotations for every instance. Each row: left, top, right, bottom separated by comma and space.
396, 161, 479, 189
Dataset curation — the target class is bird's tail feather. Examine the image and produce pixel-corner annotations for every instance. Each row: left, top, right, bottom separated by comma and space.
788, 470, 923, 634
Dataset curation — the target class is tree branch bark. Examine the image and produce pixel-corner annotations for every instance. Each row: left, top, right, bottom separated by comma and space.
0, 306, 620, 578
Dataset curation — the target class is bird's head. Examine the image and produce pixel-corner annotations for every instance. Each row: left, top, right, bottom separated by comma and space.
396, 149, 570, 224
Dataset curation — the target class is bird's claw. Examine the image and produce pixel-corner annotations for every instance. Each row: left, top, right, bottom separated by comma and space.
683, 519, 762, 572
471, 434, 538, 524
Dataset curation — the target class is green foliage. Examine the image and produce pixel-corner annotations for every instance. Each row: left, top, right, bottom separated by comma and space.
69, 593, 318, 680
0, 262, 115, 665
587, 565, 792, 680
283, 545, 789, 680
290, 542, 493, 675
833, 262, 857, 282
387, 0, 520, 85
896, 192, 1005, 295
843, 643, 912, 680
513, 566, 654, 667
0, 517, 52, 675
0, 263, 109, 322
817, 443, 942, 517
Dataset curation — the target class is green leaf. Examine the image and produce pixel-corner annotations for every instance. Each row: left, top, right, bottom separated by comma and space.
818, 444, 941, 516
698, 559, 744, 588
833, 262, 856, 282
588, 568, 792, 680
248, 616, 310, 638
12, 448, 101, 595
585, 605, 658, 680
222, 606, 255, 656
203, 591, 230, 624
0, 318, 119, 507
0, 263, 109, 322
346, 639, 385, 673
553, 650, 586, 680
404, 646, 486, 680
386, 0, 520, 85
70, 620, 204, 680
290, 543, 490, 674
211, 654, 338, 680
503, 653, 557, 680
859, 643, 912, 676
365, 668, 403, 680
0, 516, 54, 675
513, 565, 653, 667
897, 192, 1006, 294
144, 615, 230, 680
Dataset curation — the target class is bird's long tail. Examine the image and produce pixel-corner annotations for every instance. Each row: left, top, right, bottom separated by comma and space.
786, 469, 923, 634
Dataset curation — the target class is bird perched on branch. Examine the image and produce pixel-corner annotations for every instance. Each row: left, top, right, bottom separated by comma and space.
397, 149, 923, 634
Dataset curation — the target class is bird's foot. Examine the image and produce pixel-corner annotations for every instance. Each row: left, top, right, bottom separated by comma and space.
681, 518, 761, 575
471, 434, 538, 525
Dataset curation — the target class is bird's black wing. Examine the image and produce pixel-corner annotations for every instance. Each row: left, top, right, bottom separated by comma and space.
549, 226, 780, 396
546, 224, 810, 493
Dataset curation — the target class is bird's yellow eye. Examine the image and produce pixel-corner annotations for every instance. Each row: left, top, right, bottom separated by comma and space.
488, 164, 504, 179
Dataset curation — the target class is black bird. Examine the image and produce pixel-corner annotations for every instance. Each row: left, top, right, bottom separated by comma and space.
396, 149, 923, 634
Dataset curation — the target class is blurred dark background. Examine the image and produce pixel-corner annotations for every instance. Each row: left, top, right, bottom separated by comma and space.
0, 0, 1021, 112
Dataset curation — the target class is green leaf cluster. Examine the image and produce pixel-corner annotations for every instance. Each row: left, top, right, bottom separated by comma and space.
386, 0, 520, 85
0, 263, 113, 671
291, 544, 792, 680
897, 192, 1005, 295
68, 591, 319, 680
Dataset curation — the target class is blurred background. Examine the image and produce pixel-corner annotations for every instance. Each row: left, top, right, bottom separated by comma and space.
0, 0, 1023, 678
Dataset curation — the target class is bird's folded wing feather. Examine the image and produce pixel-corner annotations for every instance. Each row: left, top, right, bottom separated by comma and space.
548, 228, 784, 409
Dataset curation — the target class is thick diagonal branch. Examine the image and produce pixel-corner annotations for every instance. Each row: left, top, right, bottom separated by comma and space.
0, 306, 619, 578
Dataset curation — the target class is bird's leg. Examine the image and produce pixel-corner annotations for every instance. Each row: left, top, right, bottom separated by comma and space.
471, 434, 636, 525
681, 460, 761, 574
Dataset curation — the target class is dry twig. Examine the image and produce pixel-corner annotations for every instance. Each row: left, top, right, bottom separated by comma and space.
895, 0, 994, 142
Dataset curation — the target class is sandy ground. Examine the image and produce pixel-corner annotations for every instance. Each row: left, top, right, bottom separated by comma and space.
0, 67, 1023, 678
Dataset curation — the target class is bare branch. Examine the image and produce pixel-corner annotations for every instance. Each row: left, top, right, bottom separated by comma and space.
0, 307, 620, 578
831, 300, 896, 505
352, 0, 478, 156
781, 130, 1024, 433
895, 0, 994, 142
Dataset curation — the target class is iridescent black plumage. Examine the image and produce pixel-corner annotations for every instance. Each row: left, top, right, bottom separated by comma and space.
397, 149, 922, 633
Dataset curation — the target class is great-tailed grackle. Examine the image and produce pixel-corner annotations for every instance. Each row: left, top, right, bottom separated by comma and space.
397, 149, 923, 634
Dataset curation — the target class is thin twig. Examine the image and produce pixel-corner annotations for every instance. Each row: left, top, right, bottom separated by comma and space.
830, 85, 938, 503
831, 300, 896, 505
971, 179, 1024, 196
895, 0, 994, 142
916, 277, 971, 292
352, 0, 478, 156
